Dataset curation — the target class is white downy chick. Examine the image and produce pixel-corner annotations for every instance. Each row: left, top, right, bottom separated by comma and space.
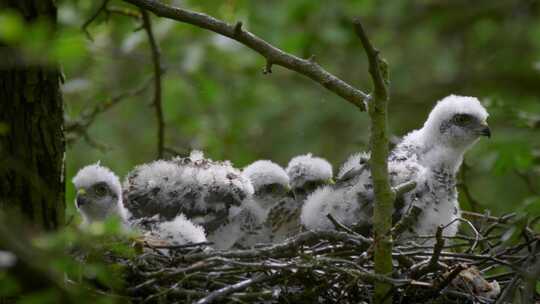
301, 95, 490, 243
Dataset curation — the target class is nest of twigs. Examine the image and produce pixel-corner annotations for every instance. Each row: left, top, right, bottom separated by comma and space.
122, 211, 539, 303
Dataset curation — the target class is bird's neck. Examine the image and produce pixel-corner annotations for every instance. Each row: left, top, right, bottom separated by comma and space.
414, 129, 467, 175
421, 146, 464, 175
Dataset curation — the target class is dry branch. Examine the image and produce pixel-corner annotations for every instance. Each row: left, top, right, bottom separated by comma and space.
121, 0, 369, 111
140, 9, 165, 159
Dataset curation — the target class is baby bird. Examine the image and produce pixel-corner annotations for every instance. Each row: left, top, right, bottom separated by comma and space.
123, 151, 254, 235
286, 153, 333, 202
263, 154, 333, 242
73, 163, 207, 246
72, 164, 129, 225
301, 95, 491, 243
242, 160, 291, 212
208, 160, 291, 249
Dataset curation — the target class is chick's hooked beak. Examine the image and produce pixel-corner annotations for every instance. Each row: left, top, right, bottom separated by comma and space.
76, 188, 88, 207
478, 122, 491, 138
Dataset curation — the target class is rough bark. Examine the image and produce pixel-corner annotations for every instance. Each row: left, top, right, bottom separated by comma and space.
0, 0, 65, 230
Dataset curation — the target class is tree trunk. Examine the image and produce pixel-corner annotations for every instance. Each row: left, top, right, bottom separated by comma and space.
0, 0, 65, 230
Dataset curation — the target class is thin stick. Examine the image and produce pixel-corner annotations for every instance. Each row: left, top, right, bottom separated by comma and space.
141, 9, 165, 159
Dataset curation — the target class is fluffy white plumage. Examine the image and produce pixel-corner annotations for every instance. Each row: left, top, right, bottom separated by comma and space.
337, 152, 370, 180
302, 95, 490, 243
208, 199, 267, 249
286, 153, 333, 190
150, 214, 207, 245
257, 154, 333, 242
73, 163, 122, 197
302, 156, 427, 234
123, 151, 254, 234
397, 95, 489, 173
72, 164, 209, 247
242, 160, 290, 193
73, 150, 258, 248
208, 160, 292, 249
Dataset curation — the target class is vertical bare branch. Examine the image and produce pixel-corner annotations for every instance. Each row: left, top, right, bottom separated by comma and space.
141, 9, 165, 159
353, 18, 393, 304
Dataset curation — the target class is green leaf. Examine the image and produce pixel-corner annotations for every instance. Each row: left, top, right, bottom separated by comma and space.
51, 30, 87, 66
0, 11, 24, 43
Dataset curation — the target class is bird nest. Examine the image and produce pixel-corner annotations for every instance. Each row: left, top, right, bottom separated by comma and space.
121, 211, 539, 303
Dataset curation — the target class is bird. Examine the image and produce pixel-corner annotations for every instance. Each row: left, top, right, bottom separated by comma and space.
263, 154, 333, 242
206, 198, 267, 249
72, 163, 129, 225
123, 150, 254, 235
72, 163, 207, 246
286, 153, 333, 202
207, 160, 291, 249
241, 160, 291, 212
301, 95, 490, 243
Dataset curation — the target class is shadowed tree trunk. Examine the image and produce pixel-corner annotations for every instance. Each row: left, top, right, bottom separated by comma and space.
0, 0, 65, 230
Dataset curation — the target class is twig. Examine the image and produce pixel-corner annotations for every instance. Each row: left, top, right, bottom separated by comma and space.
181, 230, 371, 262
82, 0, 111, 40
410, 226, 445, 279
391, 205, 423, 239
461, 210, 515, 224
65, 76, 153, 145
326, 214, 360, 236
140, 9, 165, 159
106, 5, 142, 19
392, 181, 417, 198
145, 241, 213, 249
443, 217, 481, 253
121, 0, 369, 111
433, 263, 467, 295
195, 273, 277, 304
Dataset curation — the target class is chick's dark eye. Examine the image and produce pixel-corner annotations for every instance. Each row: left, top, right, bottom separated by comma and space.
453, 114, 471, 125
95, 185, 107, 196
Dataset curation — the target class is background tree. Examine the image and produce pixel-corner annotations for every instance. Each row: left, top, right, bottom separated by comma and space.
0, 0, 65, 230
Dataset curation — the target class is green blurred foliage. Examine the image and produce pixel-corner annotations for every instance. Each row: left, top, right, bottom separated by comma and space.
0, 216, 135, 303
38, 0, 539, 219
